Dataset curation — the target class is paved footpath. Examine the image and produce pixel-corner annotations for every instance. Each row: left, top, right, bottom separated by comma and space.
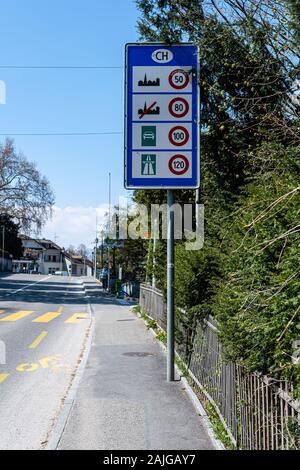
55, 282, 215, 450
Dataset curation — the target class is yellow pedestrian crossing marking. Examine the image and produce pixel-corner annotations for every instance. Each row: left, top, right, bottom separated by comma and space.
29, 331, 48, 349
32, 311, 62, 323
0, 308, 88, 325
65, 313, 88, 324
0, 310, 33, 322
0, 373, 9, 384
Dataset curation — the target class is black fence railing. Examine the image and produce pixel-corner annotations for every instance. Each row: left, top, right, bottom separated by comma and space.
140, 284, 300, 450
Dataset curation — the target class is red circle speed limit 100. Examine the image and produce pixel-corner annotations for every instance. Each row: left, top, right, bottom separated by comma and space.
168, 97, 189, 118
168, 126, 190, 146
168, 155, 190, 176
168, 69, 190, 90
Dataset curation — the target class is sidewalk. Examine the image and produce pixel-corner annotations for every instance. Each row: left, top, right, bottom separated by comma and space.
56, 285, 215, 450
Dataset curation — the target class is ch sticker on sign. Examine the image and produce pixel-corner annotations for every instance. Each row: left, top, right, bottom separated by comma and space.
168, 69, 190, 90
168, 97, 189, 118
168, 154, 190, 175
168, 126, 190, 146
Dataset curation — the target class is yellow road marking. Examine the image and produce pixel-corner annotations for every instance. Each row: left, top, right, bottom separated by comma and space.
39, 355, 61, 368
28, 331, 48, 349
16, 363, 39, 372
0, 310, 33, 322
58, 307, 64, 313
65, 313, 88, 324
0, 373, 9, 384
15, 355, 62, 373
32, 311, 62, 323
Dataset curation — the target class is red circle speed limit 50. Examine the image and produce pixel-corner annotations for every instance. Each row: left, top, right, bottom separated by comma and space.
168, 69, 189, 90
168, 126, 190, 146
168, 97, 189, 118
168, 154, 190, 175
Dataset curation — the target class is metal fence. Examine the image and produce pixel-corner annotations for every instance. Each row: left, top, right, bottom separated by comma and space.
140, 284, 300, 450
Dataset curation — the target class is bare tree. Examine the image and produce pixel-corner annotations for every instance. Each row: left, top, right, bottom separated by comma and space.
66, 245, 76, 255
0, 139, 54, 232
76, 244, 88, 257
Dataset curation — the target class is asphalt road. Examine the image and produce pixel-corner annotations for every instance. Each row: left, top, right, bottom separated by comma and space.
0, 273, 92, 450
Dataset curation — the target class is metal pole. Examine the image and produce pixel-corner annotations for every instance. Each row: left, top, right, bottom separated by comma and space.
94, 240, 98, 279
101, 233, 104, 269
167, 190, 175, 382
152, 217, 157, 289
2, 227, 5, 273
94, 217, 98, 279
107, 172, 111, 292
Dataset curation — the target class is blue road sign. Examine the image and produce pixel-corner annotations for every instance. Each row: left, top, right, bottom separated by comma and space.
124, 43, 199, 189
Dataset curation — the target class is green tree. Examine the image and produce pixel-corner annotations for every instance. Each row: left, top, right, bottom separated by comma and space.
0, 214, 23, 259
135, 0, 300, 388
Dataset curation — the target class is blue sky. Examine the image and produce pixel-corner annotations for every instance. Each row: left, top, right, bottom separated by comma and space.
0, 0, 139, 248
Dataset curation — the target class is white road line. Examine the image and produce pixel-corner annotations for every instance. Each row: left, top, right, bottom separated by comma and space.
5, 275, 52, 296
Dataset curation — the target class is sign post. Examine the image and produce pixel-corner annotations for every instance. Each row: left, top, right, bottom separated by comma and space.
124, 43, 199, 381
167, 189, 175, 382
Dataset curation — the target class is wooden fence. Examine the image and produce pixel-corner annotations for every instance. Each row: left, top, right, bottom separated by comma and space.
140, 284, 300, 450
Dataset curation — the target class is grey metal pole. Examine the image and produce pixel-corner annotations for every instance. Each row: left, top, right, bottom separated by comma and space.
107, 172, 111, 292
94, 215, 98, 280
167, 190, 175, 382
94, 238, 98, 279
152, 217, 157, 289
2, 227, 5, 272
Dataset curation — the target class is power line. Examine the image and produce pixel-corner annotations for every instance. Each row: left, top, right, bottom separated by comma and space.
0, 65, 123, 70
0, 131, 123, 136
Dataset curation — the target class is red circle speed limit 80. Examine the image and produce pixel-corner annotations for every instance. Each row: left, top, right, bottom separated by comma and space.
168, 69, 190, 90
168, 154, 190, 175
168, 97, 189, 118
168, 126, 190, 146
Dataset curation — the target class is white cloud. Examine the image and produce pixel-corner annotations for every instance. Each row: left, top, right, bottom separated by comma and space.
41, 205, 109, 250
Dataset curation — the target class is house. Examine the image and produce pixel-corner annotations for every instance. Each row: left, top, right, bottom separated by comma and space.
13, 236, 66, 275
13, 236, 94, 277
64, 254, 93, 277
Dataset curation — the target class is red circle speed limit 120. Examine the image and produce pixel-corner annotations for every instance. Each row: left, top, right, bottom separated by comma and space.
168, 126, 190, 146
168, 69, 189, 90
168, 97, 189, 118
168, 154, 190, 175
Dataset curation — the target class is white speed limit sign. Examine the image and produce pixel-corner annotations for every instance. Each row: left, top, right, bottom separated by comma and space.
168, 154, 190, 175
168, 97, 189, 118
168, 69, 190, 90
168, 126, 190, 146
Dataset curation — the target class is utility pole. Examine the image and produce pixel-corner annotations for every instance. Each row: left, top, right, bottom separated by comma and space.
107, 172, 111, 292
1, 227, 5, 273
94, 217, 98, 279
94, 239, 98, 279
101, 230, 104, 269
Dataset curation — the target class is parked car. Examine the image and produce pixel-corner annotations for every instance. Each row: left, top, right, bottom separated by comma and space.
54, 271, 68, 276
